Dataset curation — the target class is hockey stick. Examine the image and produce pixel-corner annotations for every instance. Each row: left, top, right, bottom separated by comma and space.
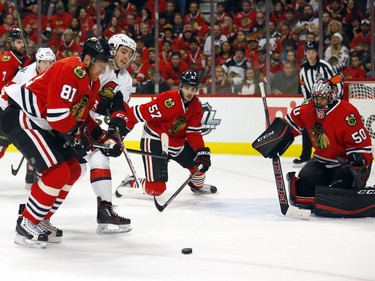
259, 82, 311, 219
92, 143, 167, 159
11, 156, 25, 176
154, 164, 203, 212
115, 129, 143, 189
14, 0, 30, 58
337, 156, 365, 189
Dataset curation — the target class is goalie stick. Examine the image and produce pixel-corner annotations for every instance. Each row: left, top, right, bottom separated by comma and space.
337, 156, 365, 189
11, 156, 25, 176
154, 164, 204, 212
259, 82, 311, 219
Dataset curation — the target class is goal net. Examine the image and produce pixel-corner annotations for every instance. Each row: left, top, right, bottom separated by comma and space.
344, 78, 375, 146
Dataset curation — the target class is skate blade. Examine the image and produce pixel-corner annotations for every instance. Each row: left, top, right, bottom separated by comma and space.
14, 234, 47, 249
96, 224, 132, 234
115, 186, 145, 197
47, 236, 62, 243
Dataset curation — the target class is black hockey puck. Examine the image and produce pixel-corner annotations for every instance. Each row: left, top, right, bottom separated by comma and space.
181, 248, 193, 254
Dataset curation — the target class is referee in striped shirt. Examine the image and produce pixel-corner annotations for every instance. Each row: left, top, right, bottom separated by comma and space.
294, 40, 344, 165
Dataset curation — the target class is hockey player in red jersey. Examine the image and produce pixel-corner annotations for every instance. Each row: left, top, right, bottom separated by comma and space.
0, 37, 113, 248
114, 71, 217, 197
253, 79, 374, 217
0, 28, 32, 158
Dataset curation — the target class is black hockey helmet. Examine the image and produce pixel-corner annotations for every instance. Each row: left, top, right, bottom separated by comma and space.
9, 28, 27, 41
305, 40, 319, 52
180, 71, 199, 88
81, 37, 113, 63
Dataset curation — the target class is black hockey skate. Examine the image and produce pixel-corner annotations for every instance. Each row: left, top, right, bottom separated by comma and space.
15, 216, 48, 248
189, 183, 218, 194
96, 197, 132, 234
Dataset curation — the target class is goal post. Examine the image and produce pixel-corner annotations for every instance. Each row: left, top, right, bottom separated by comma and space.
343, 78, 375, 146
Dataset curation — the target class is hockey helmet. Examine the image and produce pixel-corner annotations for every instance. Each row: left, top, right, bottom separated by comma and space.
311, 79, 338, 109
108, 33, 136, 67
180, 71, 199, 88
36, 47, 56, 62
9, 28, 27, 41
81, 37, 113, 63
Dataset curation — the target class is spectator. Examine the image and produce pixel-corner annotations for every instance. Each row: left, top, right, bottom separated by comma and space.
350, 19, 371, 56
139, 23, 154, 49
185, 38, 205, 79
282, 8, 298, 30
164, 0, 177, 25
162, 51, 190, 88
136, 68, 170, 94
283, 50, 300, 74
271, 1, 286, 25
0, 13, 16, 39
135, 36, 149, 62
172, 12, 184, 38
232, 30, 249, 52
159, 39, 173, 71
123, 13, 139, 39
245, 36, 259, 66
296, 32, 315, 64
69, 17, 86, 44
343, 0, 364, 26
326, 0, 345, 22
138, 6, 154, 28
233, 0, 257, 34
239, 67, 260, 95
127, 51, 143, 86
222, 46, 252, 93
249, 11, 265, 38
216, 41, 233, 66
22, 4, 48, 36
345, 16, 361, 42
183, 1, 209, 38
119, 0, 137, 15
342, 52, 366, 79
203, 24, 228, 56
258, 20, 280, 52
252, 47, 267, 79
324, 32, 350, 68
102, 16, 122, 40
56, 29, 81, 60
173, 24, 195, 52
215, 2, 231, 24
208, 65, 233, 94
271, 61, 299, 95
325, 19, 345, 48
220, 16, 237, 42
293, 4, 319, 42
137, 47, 156, 84
48, 1, 73, 36
67, 0, 82, 18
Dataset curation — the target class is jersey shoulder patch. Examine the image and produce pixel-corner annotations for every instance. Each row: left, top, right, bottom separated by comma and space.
73, 66, 86, 79
164, 97, 176, 108
1, 56, 11, 62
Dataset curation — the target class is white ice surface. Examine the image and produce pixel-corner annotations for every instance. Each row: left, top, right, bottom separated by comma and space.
0, 152, 374, 281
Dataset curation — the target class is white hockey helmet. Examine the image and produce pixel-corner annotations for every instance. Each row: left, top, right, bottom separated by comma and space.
36, 47, 56, 62
108, 33, 136, 68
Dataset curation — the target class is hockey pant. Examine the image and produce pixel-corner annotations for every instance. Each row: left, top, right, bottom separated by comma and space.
134, 137, 206, 196
0, 106, 81, 224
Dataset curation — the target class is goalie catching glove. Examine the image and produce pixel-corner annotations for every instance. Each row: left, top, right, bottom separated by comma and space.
194, 147, 211, 172
252, 117, 294, 158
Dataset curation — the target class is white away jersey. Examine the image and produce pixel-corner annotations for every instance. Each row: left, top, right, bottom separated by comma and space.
12, 62, 38, 86
99, 67, 133, 103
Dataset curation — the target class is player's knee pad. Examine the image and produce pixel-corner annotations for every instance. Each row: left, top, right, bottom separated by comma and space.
144, 181, 166, 196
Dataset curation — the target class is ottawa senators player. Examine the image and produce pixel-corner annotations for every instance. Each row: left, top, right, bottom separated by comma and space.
86, 33, 136, 234
0, 28, 32, 158
114, 71, 217, 197
253, 79, 374, 217
0, 37, 112, 248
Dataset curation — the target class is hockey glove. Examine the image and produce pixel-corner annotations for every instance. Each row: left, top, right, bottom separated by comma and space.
68, 122, 93, 158
98, 133, 122, 158
194, 147, 211, 172
108, 112, 131, 140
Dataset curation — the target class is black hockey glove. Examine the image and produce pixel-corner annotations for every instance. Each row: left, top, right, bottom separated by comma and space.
108, 113, 131, 140
348, 153, 366, 167
98, 133, 122, 158
194, 147, 211, 172
68, 122, 93, 157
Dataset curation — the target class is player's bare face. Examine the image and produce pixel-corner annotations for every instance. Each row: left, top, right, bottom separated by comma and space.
37, 60, 54, 73
181, 85, 198, 102
12, 39, 26, 56
115, 46, 133, 69
306, 50, 318, 65
89, 60, 109, 81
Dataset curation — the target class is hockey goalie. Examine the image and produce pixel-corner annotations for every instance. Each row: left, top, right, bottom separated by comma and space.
252, 79, 375, 218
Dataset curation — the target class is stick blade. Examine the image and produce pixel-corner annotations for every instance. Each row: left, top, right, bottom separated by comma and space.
154, 196, 165, 212
285, 206, 311, 220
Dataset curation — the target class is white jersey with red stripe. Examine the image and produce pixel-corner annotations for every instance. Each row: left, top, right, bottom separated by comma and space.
99, 67, 133, 103
12, 62, 38, 86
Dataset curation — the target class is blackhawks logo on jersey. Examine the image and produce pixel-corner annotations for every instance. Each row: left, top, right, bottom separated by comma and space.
169, 116, 186, 134
73, 66, 86, 79
310, 123, 330, 149
71, 95, 89, 119
1, 56, 10, 62
164, 97, 175, 108
346, 113, 357, 126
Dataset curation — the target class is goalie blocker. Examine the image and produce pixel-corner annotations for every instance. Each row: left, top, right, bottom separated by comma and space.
252, 117, 294, 158
287, 172, 375, 218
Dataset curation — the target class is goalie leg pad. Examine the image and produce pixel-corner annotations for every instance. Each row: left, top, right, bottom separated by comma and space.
252, 117, 294, 158
314, 185, 375, 218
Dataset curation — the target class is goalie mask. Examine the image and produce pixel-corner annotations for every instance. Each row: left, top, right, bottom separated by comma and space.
311, 79, 338, 119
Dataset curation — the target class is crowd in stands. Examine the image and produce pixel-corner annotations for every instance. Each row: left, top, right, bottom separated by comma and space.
0, 0, 374, 94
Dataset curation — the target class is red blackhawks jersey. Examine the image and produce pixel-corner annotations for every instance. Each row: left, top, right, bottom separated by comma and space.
0, 51, 31, 91
285, 99, 373, 167
5, 56, 100, 133
127, 90, 205, 155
